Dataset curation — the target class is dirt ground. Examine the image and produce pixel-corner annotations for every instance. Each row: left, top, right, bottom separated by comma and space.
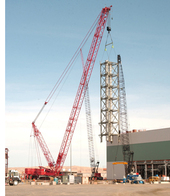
5, 183, 170, 196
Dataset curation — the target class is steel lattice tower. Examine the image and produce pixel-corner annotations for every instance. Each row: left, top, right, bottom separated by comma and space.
99, 57, 120, 143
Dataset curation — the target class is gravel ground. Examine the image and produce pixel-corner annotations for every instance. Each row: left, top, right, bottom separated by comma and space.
5, 183, 170, 196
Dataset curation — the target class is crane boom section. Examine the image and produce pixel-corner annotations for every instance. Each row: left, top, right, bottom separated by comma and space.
80, 49, 96, 170
85, 87, 96, 169
55, 6, 111, 174
32, 123, 55, 168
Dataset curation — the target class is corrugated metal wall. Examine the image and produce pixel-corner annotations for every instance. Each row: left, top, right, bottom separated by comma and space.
107, 140, 170, 162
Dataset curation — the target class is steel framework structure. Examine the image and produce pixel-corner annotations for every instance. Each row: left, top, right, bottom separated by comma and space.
99, 58, 120, 143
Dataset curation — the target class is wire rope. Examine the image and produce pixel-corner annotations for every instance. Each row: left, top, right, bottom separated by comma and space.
33, 12, 100, 125
37, 13, 100, 128
39, 52, 81, 129
34, 136, 42, 166
28, 128, 33, 167
100, 11, 117, 62
45, 13, 100, 104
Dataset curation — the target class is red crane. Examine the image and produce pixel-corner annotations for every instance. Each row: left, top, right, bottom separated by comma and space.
25, 6, 112, 178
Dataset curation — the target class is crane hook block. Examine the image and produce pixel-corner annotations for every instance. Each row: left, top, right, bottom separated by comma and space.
107, 26, 111, 32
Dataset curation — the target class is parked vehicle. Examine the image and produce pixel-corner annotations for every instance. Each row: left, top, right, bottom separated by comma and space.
126, 173, 145, 184
148, 175, 160, 184
6, 170, 21, 186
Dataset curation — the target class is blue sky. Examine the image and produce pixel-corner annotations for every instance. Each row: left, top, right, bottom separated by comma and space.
5, 0, 170, 168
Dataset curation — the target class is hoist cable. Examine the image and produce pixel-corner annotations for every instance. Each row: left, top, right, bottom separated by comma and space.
39, 53, 80, 129
33, 12, 100, 124
34, 136, 42, 166
45, 13, 100, 104
28, 128, 33, 167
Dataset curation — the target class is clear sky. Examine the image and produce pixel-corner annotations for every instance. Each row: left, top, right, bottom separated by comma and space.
5, 0, 170, 168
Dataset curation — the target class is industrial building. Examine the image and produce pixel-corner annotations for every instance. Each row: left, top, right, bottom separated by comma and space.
107, 127, 170, 179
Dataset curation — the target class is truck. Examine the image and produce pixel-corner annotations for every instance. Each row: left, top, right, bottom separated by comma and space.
6, 170, 21, 186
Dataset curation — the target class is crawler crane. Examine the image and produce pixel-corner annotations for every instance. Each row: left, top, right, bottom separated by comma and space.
25, 6, 112, 178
